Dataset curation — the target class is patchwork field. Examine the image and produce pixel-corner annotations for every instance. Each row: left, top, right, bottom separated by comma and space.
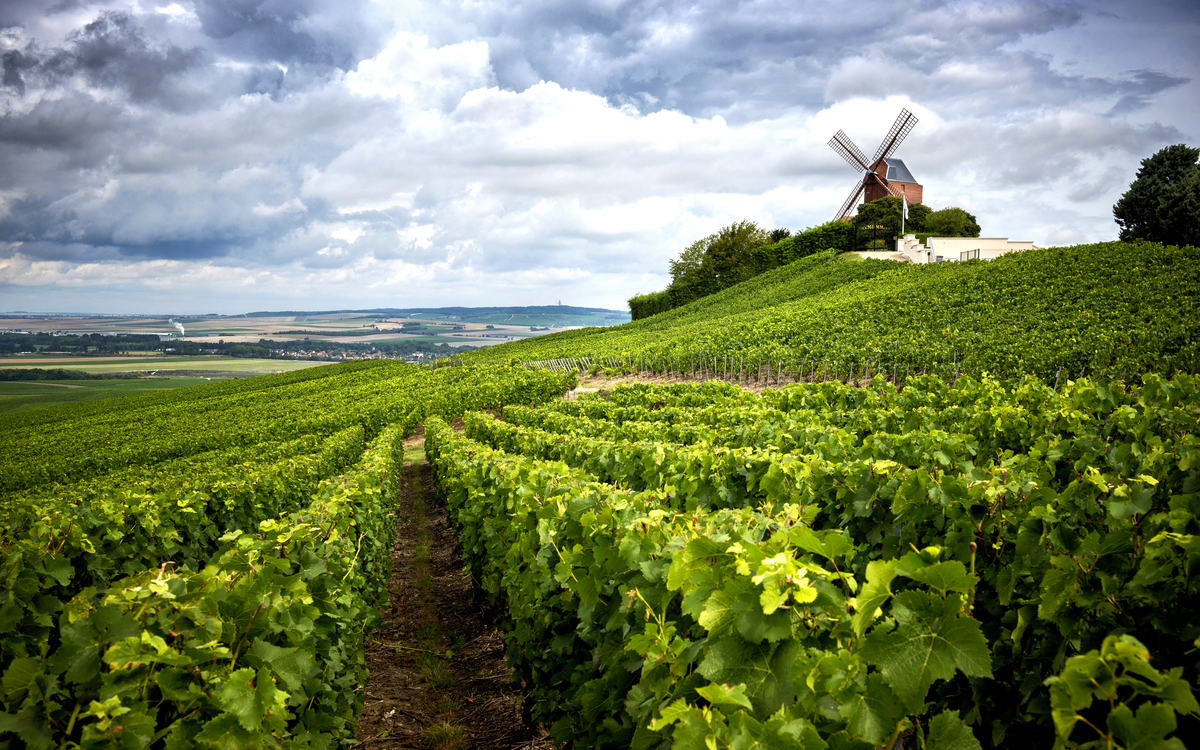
1, 305, 628, 348
0, 355, 325, 374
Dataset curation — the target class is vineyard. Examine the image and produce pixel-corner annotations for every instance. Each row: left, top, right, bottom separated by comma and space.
0, 361, 573, 747
457, 241, 1200, 383
427, 375, 1199, 749
2, 239, 1199, 749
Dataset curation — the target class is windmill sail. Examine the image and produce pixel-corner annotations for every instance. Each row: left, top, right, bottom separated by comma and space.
870, 109, 918, 165
828, 108, 921, 222
834, 181, 867, 222
828, 130, 871, 171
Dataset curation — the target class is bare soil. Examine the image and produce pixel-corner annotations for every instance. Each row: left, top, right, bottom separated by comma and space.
570, 369, 879, 395
356, 442, 552, 750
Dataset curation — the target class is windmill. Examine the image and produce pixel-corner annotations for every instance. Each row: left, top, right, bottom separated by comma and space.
829, 108, 922, 222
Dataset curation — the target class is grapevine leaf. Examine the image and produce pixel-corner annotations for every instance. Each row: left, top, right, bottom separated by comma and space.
1108, 482, 1156, 520
1, 657, 41, 701
925, 711, 983, 750
852, 560, 896, 638
157, 667, 205, 702
668, 537, 725, 591
0, 708, 53, 750
788, 526, 853, 561
891, 469, 929, 514
647, 698, 692, 731
728, 711, 829, 750
1107, 703, 1184, 750
195, 714, 257, 749
0, 603, 20, 633
247, 640, 315, 693
218, 667, 287, 731
761, 585, 790, 614
670, 706, 729, 750
696, 682, 754, 709
837, 672, 903, 745
728, 578, 792, 642
699, 636, 798, 717
759, 462, 787, 504
1038, 558, 1077, 621
901, 561, 974, 596
860, 591, 992, 712
700, 589, 737, 636
39, 556, 74, 587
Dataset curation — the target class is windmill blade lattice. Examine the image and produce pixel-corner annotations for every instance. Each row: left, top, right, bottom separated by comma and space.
834, 180, 867, 222
828, 130, 870, 171
870, 108, 918, 165
827, 108, 920, 222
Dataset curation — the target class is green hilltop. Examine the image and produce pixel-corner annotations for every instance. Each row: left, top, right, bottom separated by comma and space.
460, 241, 1200, 382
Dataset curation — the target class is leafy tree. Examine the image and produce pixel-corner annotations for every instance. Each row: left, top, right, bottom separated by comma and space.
1113, 143, 1200, 244
668, 220, 770, 287
924, 207, 981, 238
768, 228, 791, 242
853, 197, 931, 248
700, 220, 770, 284
1158, 167, 1200, 246
853, 196, 931, 232
668, 236, 709, 285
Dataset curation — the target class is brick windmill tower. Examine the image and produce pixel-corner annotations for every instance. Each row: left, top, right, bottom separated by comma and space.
829, 108, 922, 221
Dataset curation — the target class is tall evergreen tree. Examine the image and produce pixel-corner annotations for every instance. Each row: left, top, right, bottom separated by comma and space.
1113, 144, 1200, 244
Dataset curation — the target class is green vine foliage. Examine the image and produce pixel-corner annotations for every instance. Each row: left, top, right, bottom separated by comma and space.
466, 241, 1200, 384
0, 364, 575, 747
425, 372, 1200, 749
1045, 634, 1199, 750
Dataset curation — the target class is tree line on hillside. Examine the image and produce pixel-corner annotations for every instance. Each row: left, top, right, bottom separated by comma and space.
1114, 143, 1200, 247
0, 332, 165, 355
0, 368, 142, 381
628, 201, 981, 320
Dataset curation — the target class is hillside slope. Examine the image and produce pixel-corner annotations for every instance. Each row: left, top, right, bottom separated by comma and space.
463, 241, 1200, 381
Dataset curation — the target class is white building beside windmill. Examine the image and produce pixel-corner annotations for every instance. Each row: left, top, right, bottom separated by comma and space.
895, 235, 1036, 264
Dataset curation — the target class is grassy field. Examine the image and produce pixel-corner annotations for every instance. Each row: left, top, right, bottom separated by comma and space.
0, 356, 326, 374
0, 378, 215, 415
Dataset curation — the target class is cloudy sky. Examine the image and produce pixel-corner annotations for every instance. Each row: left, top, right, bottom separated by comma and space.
1, 0, 1196, 314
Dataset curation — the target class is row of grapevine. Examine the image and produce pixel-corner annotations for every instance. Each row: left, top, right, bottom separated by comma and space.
0, 361, 574, 494
0, 364, 576, 746
1, 426, 403, 748
425, 374, 1199, 749
456, 242, 1200, 385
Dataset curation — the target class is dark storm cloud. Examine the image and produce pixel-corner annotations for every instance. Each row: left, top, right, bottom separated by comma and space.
2, 12, 205, 108
428, 0, 1088, 118
1107, 70, 1192, 115
0, 0, 59, 28
192, 0, 385, 68
0, 95, 126, 162
2, 49, 35, 95
44, 12, 204, 105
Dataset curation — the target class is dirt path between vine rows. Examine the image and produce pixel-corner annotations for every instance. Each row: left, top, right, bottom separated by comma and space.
356, 430, 553, 750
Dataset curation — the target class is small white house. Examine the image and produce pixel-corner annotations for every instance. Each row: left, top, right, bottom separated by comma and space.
896, 234, 1036, 264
